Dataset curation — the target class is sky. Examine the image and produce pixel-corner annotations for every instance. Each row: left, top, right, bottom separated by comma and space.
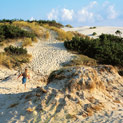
0, 0, 123, 27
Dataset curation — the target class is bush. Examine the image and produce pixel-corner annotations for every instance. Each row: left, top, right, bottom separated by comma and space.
90, 26, 96, 29
92, 32, 97, 36
64, 34, 123, 66
115, 30, 122, 37
33, 20, 64, 28
4, 45, 27, 55
65, 24, 73, 28
0, 24, 36, 42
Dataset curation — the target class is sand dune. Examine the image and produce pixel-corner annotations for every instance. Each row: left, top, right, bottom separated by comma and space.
63, 26, 123, 38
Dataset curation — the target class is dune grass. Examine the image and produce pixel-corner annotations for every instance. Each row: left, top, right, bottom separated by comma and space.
63, 54, 97, 67
22, 38, 32, 47
12, 21, 44, 37
44, 30, 50, 39
43, 24, 73, 41
0, 51, 31, 69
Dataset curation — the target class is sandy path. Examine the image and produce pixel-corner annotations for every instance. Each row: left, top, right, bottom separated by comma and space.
27, 32, 75, 75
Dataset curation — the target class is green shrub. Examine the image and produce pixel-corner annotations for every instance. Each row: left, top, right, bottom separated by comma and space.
4, 45, 27, 55
0, 24, 35, 42
92, 32, 97, 36
115, 30, 122, 37
64, 34, 123, 66
90, 26, 96, 29
65, 24, 73, 28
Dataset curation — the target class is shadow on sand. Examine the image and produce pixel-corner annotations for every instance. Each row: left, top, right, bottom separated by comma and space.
0, 89, 38, 123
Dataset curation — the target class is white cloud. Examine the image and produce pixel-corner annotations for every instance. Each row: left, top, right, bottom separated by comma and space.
61, 8, 74, 21
47, 1, 119, 26
77, 8, 94, 22
47, 9, 59, 20
108, 5, 117, 19
77, 1, 97, 22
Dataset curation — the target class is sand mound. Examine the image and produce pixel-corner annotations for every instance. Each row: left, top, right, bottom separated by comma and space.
1, 65, 122, 123
48, 65, 122, 92
63, 26, 123, 38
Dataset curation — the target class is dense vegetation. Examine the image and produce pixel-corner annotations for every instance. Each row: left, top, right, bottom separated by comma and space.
0, 19, 64, 28
4, 45, 27, 55
32, 20, 64, 28
64, 34, 123, 66
65, 24, 73, 28
0, 24, 35, 42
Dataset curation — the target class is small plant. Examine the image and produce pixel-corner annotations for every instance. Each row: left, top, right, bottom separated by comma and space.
44, 30, 50, 39
92, 32, 97, 36
90, 26, 96, 29
65, 24, 73, 28
115, 30, 122, 37
32, 37, 38, 42
22, 38, 32, 47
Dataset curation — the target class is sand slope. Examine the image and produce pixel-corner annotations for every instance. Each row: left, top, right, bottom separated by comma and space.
63, 26, 123, 38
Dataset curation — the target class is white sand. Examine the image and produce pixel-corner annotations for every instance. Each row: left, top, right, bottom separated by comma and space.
63, 26, 123, 38
27, 39, 75, 75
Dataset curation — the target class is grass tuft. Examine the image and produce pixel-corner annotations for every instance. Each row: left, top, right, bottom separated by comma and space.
22, 38, 32, 47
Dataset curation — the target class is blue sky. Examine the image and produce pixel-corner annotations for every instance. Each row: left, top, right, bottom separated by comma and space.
0, 0, 123, 27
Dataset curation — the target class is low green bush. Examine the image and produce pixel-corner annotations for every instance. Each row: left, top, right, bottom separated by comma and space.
92, 32, 97, 36
65, 24, 73, 28
0, 24, 35, 42
115, 30, 122, 37
90, 26, 96, 29
4, 45, 27, 55
64, 34, 123, 66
